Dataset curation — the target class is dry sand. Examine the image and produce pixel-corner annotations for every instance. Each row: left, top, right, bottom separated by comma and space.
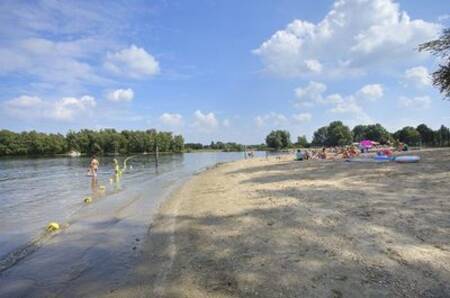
108, 149, 450, 298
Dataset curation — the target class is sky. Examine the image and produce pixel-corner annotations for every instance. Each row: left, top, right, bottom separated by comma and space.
0, 0, 449, 144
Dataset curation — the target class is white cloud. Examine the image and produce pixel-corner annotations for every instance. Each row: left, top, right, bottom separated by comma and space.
5, 95, 43, 108
193, 110, 219, 131
356, 84, 384, 101
330, 96, 373, 124
159, 113, 183, 126
404, 66, 432, 87
253, 0, 440, 77
292, 113, 312, 123
255, 112, 311, 130
0, 38, 106, 89
304, 59, 322, 73
293, 82, 377, 123
0, 1, 119, 37
398, 96, 431, 109
255, 112, 288, 127
4, 95, 96, 121
255, 116, 264, 128
325, 94, 344, 104
0, 1, 154, 95
107, 88, 134, 102
330, 96, 360, 113
223, 119, 231, 127
53, 96, 96, 120
294, 81, 327, 105
105, 45, 159, 78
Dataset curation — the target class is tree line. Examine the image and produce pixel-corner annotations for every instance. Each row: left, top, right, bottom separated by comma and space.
265, 121, 450, 150
185, 141, 245, 152
0, 129, 184, 156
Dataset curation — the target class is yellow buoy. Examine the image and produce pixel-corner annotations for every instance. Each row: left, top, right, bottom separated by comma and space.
47, 222, 60, 232
98, 185, 106, 191
84, 196, 92, 203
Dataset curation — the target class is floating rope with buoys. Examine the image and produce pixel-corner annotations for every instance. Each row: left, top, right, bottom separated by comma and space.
84, 155, 137, 204
2, 154, 141, 273
122, 155, 136, 173
0, 222, 64, 273
47, 222, 60, 232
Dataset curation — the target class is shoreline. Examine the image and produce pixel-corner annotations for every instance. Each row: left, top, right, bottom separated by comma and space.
0, 153, 251, 297
108, 148, 450, 297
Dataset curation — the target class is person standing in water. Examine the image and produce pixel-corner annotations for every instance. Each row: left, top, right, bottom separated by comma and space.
88, 155, 99, 177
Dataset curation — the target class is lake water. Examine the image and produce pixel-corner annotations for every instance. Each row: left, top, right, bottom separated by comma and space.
0, 152, 263, 296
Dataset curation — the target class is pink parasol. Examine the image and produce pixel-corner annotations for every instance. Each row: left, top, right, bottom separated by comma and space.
360, 140, 374, 149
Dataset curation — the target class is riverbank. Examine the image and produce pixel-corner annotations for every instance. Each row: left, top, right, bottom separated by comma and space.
109, 148, 450, 297
0, 152, 262, 297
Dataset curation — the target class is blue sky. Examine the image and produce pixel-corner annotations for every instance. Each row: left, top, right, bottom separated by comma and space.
0, 0, 449, 144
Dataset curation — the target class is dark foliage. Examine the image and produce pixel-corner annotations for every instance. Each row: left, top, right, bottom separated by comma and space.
0, 129, 184, 156
296, 135, 310, 148
312, 121, 352, 147
352, 123, 392, 144
265, 130, 291, 150
419, 28, 450, 99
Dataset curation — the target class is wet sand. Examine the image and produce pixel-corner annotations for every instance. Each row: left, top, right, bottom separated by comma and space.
108, 149, 450, 297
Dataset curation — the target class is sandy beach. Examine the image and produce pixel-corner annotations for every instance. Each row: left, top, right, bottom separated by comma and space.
104, 148, 450, 297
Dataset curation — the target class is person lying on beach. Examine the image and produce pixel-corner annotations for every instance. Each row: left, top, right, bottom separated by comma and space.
377, 148, 393, 157
304, 150, 311, 160
347, 146, 358, 158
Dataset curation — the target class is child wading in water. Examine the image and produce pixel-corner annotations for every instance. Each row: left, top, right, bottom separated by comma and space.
88, 155, 99, 177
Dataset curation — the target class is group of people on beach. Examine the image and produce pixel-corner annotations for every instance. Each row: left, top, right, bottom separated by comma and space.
296, 143, 407, 161
296, 145, 360, 161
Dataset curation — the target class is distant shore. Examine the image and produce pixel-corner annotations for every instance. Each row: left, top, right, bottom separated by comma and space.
108, 148, 450, 297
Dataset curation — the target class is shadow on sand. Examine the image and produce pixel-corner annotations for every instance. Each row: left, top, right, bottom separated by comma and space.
2, 150, 449, 297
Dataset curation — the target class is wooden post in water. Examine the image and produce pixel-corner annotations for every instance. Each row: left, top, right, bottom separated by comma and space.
155, 145, 159, 168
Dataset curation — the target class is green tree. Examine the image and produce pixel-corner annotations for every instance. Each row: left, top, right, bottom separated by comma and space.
352, 125, 367, 142
419, 28, 450, 99
416, 124, 435, 146
327, 121, 352, 146
171, 135, 185, 152
394, 126, 421, 146
296, 135, 310, 148
265, 130, 291, 150
435, 125, 450, 146
312, 121, 352, 147
352, 124, 391, 144
185, 143, 203, 150
0, 128, 187, 156
365, 124, 392, 144
311, 126, 328, 146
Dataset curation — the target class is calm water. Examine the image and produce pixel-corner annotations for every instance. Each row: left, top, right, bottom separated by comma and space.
0, 152, 263, 296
